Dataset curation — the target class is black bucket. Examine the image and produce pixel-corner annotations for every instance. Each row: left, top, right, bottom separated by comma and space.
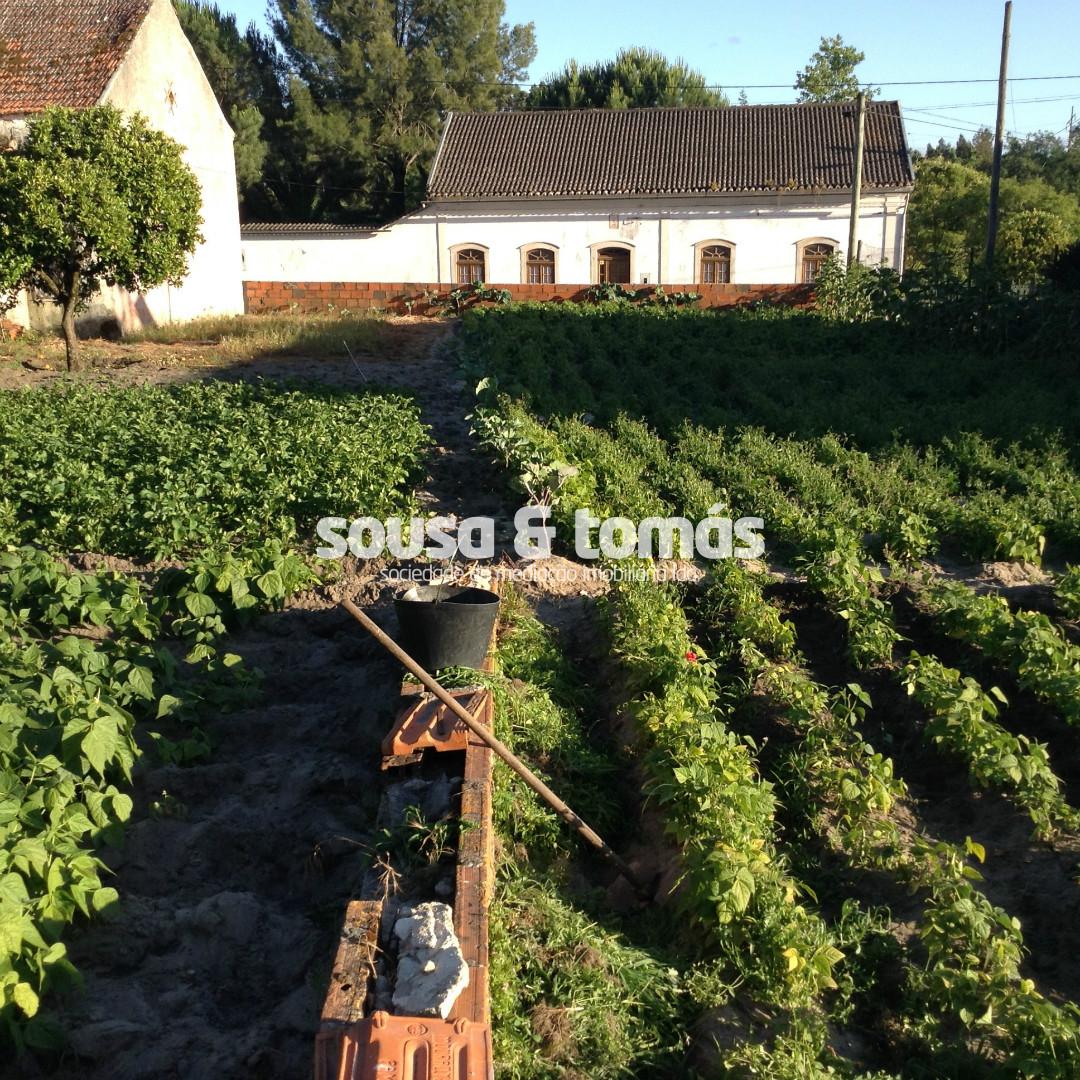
394, 585, 501, 671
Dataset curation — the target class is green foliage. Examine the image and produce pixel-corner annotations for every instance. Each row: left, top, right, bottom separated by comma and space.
581, 284, 702, 307
526, 47, 727, 109
270, 0, 535, 220
702, 561, 907, 866
813, 257, 901, 323
433, 281, 513, 313
794, 35, 873, 103
0, 107, 202, 369
916, 579, 1080, 729
468, 293, 1080, 1076
904, 839, 1080, 1076
903, 652, 1076, 837
490, 873, 686, 1077
458, 302, 1080, 452
996, 208, 1072, 289
173, 1, 283, 207
0, 545, 297, 1047
926, 127, 1080, 206
907, 157, 1080, 285
608, 577, 845, 1011
489, 590, 687, 1076
0, 381, 428, 558
1058, 566, 1080, 620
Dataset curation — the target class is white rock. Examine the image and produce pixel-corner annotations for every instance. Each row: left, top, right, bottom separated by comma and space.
391, 901, 469, 1019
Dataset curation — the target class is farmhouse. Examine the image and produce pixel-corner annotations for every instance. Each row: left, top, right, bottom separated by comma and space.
243, 102, 915, 312
0, 0, 243, 332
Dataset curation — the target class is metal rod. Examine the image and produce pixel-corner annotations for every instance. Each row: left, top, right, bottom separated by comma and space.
341, 597, 643, 888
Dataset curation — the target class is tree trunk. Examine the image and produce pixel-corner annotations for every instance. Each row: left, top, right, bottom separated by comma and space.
61, 271, 82, 372
389, 156, 408, 219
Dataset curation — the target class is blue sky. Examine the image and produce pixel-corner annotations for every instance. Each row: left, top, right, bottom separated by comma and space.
221, 0, 1080, 149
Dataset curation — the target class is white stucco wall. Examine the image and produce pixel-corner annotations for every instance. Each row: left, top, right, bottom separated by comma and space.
242, 193, 909, 287
8, 0, 242, 332
98, 0, 243, 328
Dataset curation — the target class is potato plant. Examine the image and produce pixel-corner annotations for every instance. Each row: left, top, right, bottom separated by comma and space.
0, 543, 324, 1047
472, 376, 1080, 1075
0, 382, 428, 559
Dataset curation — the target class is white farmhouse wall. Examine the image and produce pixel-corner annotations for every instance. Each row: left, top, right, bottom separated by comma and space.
98, 0, 243, 328
9, 0, 242, 333
243, 193, 909, 287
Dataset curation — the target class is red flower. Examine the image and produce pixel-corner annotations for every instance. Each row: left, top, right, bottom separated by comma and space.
685, 650, 698, 662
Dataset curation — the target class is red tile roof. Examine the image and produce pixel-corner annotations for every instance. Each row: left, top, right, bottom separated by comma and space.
427, 103, 914, 200
0, 0, 152, 115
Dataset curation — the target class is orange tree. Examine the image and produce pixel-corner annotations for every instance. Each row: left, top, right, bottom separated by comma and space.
0, 106, 202, 371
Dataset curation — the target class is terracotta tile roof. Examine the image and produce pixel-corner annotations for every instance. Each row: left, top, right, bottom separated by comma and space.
0, 0, 152, 115
427, 103, 914, 200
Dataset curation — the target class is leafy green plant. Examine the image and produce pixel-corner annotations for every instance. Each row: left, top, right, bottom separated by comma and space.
433, 281, 513, 313
584, 282, 637, 303
916, 578, 1080, 728
814, 257, 901, 323
0, 382, 428, 559
608, 576, 845, 1011
0, 545, 312, 1046
1057, 565, 1080, 620
903, 651, 1077, 837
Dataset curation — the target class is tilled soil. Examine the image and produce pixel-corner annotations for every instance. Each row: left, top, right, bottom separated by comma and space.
11, 601, 405, 1080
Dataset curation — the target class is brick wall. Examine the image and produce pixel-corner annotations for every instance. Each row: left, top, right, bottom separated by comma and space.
242, 281, 811, 315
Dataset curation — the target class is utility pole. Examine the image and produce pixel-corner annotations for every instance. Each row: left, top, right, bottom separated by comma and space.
848, 91, 867, 268
985, 0, 1012, 269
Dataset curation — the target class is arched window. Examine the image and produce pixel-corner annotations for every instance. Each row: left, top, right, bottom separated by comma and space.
799, 241, 837, 284
699, 244, 732, 284
595, 246, 631, 284
524, 247, 556, 284
456, 248, 486, 285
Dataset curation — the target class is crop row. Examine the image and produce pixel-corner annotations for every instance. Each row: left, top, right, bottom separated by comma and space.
698, 559, 1080, 1074
473, 385, 1080, 1072
462, 305, 1080, 564
914, 578, 1080, 729
0, 382, 429, 559
660, 421, 1080, 836
0, 543, 311, 1047
607, 576, 862, 1076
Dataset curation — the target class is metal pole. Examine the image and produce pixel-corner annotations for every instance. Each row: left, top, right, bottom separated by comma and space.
341, 597, 643, 887
848, 91, 867, 268
986, 1, 1013, 268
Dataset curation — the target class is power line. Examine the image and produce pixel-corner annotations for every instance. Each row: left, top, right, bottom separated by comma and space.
904, 115, 992, 135
541, 74, 1080, 90
907, 93, 1080, 111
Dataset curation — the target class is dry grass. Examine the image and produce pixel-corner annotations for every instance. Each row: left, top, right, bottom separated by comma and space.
126, 310, 392, 357
0, 310, 443, 369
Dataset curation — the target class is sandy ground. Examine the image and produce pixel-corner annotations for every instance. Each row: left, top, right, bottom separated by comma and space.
15, 599, 403, 1080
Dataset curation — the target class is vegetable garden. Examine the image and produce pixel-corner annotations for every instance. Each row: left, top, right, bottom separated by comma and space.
0, 378, 429, 1059
2, 294, 1080, 1078
462, 300, 1080, 1077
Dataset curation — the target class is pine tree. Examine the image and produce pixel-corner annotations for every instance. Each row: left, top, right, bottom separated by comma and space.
271, 0, 535, 221
526, 48, 726, 109
174, 2, 285, 214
